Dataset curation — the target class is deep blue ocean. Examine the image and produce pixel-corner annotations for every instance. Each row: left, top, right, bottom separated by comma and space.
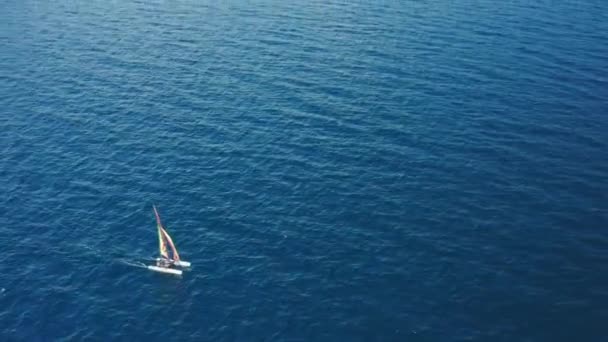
1, 0, 608, 341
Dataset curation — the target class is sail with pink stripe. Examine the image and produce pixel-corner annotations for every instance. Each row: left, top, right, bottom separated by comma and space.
153, 205, 180, 261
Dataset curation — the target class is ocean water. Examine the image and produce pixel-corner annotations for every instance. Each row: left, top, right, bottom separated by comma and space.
1, 0, 607, 340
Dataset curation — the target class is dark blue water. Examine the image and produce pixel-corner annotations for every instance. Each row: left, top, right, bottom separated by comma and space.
2, 1, 608, 340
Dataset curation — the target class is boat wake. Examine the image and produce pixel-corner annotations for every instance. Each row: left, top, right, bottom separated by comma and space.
75, 242, 158, 268
116, 259, 148, 269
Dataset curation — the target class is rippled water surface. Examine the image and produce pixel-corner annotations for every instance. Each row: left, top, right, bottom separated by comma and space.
1, 1, 608, 340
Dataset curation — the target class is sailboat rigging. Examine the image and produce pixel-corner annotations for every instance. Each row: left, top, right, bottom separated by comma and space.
147, 205, 191, 275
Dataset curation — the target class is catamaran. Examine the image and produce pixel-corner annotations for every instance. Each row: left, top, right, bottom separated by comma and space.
147, 205, 191, 276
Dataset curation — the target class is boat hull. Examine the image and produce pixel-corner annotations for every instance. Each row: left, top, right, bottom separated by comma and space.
173, 260, 191, 267
147, 265, 182, 275
156, 258, 191, 267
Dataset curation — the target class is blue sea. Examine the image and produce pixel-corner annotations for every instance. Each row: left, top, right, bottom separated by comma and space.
1, 0, 607, 341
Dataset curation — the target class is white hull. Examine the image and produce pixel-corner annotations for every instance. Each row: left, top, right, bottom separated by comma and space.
173, 260, 191, 267
156, 258, 191, 268
147, 265, 182, 275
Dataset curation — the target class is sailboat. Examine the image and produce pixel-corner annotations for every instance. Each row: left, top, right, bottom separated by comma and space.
147, 205, 191, 276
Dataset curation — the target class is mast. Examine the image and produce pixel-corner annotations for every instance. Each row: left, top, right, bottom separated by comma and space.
153, 205, 169, 259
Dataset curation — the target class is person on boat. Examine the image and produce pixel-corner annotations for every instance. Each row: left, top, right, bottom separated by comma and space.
157, 258, 172, 268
